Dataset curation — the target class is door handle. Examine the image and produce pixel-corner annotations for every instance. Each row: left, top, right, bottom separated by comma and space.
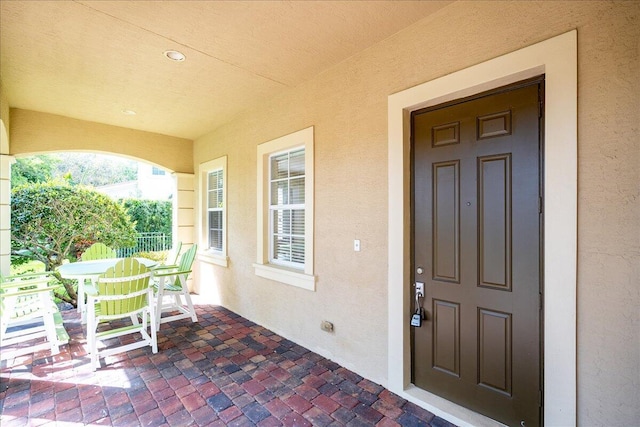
414, 281, 424, 298
411, 282, 427, 327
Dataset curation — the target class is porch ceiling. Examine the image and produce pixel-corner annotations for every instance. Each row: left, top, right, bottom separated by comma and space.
0, 1, 451, 140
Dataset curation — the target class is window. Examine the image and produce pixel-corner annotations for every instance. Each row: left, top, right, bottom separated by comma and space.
207, 169, 224, 252
269, 148, 305, 268
198, 156, 227, 267
254, 127, 315, 290
152, 166, 166, 176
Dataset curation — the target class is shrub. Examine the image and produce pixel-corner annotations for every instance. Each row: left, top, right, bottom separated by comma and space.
11, 182, 138, 305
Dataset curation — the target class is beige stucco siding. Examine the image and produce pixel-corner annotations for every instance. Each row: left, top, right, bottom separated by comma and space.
0, 83, 9, 152
194, 2, 639, 426
9, 109, 193, 173
574, 2, 639, 424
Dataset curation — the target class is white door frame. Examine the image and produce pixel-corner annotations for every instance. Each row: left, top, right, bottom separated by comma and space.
387, 31, 577, 426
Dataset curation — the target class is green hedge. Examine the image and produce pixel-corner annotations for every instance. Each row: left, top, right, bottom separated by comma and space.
121, 199, 172, 238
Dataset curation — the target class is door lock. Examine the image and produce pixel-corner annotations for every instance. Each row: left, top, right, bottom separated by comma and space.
414, 282, 424, 298
411, 282, 426, 327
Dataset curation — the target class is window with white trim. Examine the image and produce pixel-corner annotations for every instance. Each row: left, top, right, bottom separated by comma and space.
199, 156, 228, 267
207, 169, 224, 252
269, 148, 305, 268
254, 127, 315, 291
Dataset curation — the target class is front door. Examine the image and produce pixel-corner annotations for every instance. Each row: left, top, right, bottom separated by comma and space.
411, 79, 543, 426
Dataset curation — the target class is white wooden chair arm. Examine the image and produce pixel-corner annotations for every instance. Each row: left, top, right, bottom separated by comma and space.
1, 278, 54, 290
153, 269, 191, 278
2, 271, 53, 281
151, 265, 179, 275
1, 285, 58, 297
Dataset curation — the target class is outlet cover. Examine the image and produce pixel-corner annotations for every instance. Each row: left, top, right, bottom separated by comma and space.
321, 321, 334, 332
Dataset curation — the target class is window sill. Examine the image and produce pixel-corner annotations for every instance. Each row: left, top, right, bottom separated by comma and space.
253, 263, 315, 291
198, 251, 228, 267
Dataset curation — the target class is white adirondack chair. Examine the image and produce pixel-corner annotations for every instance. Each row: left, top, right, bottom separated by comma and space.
0, 271, 69, 361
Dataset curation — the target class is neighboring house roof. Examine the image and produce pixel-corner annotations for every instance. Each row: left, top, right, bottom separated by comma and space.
94, 165, 172, 200
93, 181, 138, 200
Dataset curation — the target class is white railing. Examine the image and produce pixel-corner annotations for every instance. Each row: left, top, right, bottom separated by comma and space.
117, 232, 171, 257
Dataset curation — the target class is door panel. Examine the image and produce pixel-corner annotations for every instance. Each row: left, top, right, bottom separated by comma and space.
433, 299, 460, 377
478, 154, 511, 290
478, 308, 512, 395
433, 160, 460, 283
411, 81, 543, 426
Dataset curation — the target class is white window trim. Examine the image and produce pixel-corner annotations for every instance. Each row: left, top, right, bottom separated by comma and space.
198, 156, 228, 267
254, 127, 315, 291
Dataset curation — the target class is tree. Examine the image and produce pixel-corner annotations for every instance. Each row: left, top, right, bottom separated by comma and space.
11, 182, 138, 305
12, 153, 138, 188
11, 155, 60, 186
54, 153, 137, 187
122, 199, 172, 237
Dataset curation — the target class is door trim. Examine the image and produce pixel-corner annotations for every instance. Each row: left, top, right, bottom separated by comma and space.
388, 31, 576, 426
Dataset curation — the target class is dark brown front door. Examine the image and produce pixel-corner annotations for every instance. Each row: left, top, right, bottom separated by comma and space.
411, 80, 543, 427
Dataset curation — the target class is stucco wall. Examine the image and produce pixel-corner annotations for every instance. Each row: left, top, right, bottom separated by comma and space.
194, 2, 639, 426
573, 3, 639, 424
9, 108, 193, 174
1, 80, 10, 154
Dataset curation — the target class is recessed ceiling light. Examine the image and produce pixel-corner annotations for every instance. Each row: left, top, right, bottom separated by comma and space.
122, 109, 136, 115
164, 50, 186, 62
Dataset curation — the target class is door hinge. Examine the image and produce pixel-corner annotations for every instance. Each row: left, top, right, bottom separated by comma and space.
538, 101, 543, 118
538, 196, 543, 214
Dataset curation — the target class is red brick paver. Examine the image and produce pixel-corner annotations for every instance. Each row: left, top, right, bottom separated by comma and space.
1, 303, 456, 426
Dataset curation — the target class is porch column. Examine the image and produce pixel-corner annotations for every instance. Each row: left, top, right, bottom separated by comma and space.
0, 154, 15, 275
173, 172, 196, 291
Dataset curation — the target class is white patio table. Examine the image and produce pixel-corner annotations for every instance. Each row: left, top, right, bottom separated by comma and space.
57, 257, 157, 323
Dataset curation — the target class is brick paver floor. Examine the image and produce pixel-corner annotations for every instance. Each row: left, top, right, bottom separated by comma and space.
0, 301, 456, 426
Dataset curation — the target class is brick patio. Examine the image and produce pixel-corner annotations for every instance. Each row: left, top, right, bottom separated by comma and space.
0, 301, 456, 426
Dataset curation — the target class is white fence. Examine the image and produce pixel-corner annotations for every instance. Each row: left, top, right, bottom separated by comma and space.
117, 232, 171, 257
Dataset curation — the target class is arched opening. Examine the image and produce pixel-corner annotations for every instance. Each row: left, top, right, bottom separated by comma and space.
2, 109, 196, 279
8, 151, 179, 273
